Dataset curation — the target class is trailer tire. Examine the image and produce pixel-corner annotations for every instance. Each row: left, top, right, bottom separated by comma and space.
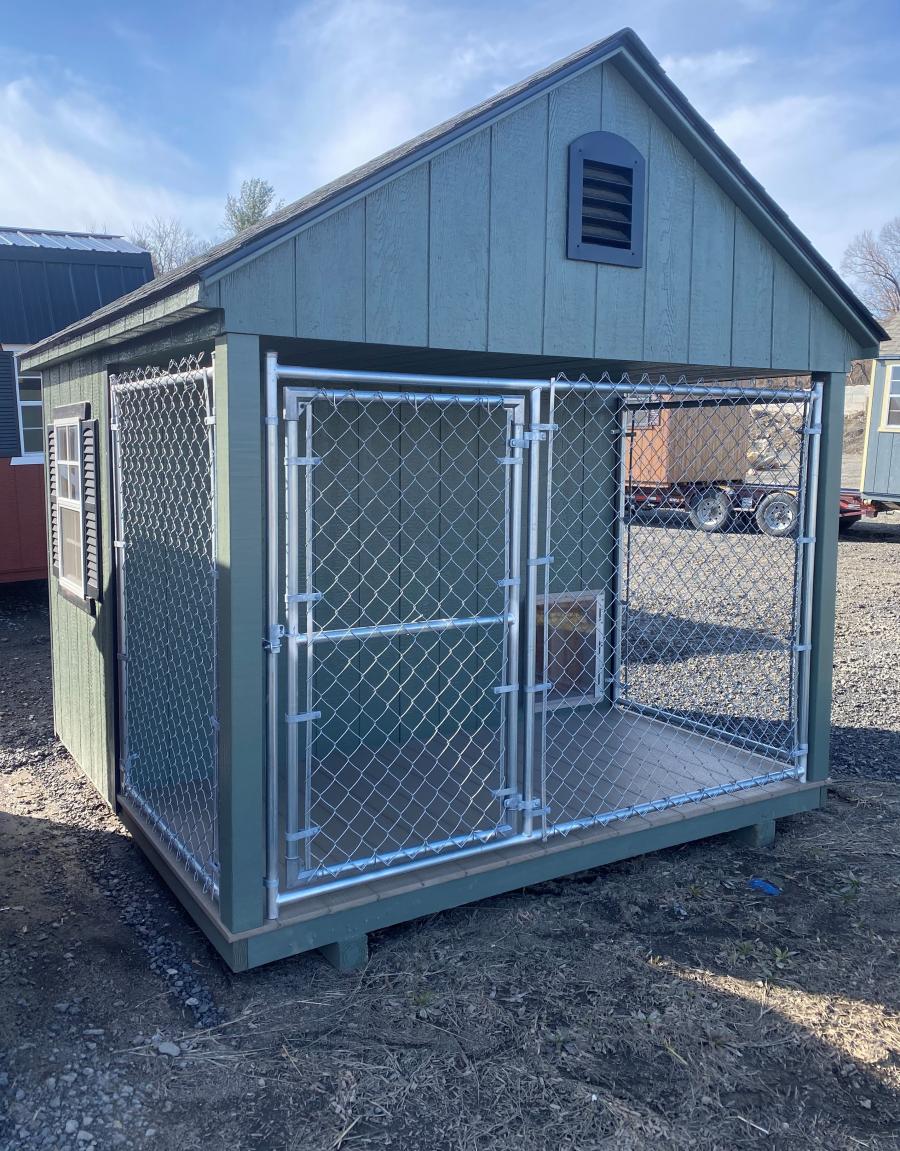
838, 515, 861, 534
688, 490, 732, 533
755, 491, 798, 537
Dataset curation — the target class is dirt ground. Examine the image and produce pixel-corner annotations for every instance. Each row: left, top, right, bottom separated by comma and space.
2, 516, 900, 1151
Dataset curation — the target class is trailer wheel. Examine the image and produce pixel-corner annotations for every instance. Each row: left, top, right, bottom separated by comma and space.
688, 490, 732, 533
838, 515, 861, 534
755, 491, 798, 537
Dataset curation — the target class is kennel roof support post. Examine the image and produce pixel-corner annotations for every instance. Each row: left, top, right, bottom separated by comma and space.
806, 371, 845, 789
215, 333, 267, 935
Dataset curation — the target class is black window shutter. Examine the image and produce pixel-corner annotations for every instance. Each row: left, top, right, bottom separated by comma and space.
80, 418, 101, 601
0, 351, 19, 458
46, 424, 60, 577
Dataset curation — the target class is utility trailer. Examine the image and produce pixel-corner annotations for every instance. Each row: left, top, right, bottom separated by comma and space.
628, 481, 875, 535
624, 397, 875, 535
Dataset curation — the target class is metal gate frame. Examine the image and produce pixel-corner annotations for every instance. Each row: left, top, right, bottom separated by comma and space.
263, 356, 820, 918
110, 358, 219, 897
280, 383, 530, 887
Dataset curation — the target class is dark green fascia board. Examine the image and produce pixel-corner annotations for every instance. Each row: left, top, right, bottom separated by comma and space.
122, 780, 824, 973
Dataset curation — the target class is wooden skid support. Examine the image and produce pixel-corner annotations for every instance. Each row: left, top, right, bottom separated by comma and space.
728, 818, 776, 849
318, 935, 370, 973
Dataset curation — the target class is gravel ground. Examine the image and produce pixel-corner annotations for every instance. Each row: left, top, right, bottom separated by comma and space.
0, 513, 898, 1150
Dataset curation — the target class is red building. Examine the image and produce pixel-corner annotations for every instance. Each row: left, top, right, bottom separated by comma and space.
0, 228, 153, 582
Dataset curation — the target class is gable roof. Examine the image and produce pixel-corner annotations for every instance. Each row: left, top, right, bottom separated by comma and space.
23, 27, 888, 363
0, 228, 153, 346
879, 312, 900, 357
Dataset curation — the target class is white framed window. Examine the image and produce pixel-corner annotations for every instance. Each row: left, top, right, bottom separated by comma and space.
14, 362, 44, 463
882, 364, 900, 431
54, 417, 85, 597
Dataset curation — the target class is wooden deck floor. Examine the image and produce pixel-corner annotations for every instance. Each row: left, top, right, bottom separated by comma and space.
292, 707, 792, 883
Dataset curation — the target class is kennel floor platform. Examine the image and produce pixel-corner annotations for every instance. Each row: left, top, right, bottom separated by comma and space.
284, 706, 796, 889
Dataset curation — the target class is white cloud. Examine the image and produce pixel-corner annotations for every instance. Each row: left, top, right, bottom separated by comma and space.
662, 47, 757, 82
0, 72, 218, 237
236, 0, 548, 194
711, 91, 900, 267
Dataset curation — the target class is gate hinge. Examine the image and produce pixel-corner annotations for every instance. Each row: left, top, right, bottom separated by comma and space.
285, 710, 321, 724
285, 455, 322, 467
531, 422, 558, 433
494, 792, 550, 815
527, 554, 554, 567
509, 430, 548, 448
803, 423, 822, 436
264, 623, 286, 653
286, 590, 323, 604
285, 826, 321, 844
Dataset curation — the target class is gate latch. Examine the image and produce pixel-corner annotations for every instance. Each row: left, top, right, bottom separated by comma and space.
264, 623, 286, 653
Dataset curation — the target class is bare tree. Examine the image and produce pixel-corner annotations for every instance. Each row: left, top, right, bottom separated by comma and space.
223, 178, 284, 236
841, 218, 900, 319
128, 216, 210, 275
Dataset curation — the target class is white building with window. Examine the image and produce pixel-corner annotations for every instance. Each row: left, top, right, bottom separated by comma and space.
860, 311, 900, 509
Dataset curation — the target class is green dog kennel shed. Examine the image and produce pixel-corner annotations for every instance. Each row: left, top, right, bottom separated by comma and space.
23, 29, 886, 972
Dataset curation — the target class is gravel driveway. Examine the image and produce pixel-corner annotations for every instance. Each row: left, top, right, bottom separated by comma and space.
1, 513, 898, 1151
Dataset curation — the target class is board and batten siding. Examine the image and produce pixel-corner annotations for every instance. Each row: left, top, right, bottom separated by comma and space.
862, 360, 900, 498
210, 60, 859, 375
42, 354, 117, 803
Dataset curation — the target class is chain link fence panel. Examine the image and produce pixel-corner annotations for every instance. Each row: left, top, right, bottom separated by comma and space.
538, 374, 813, 837
111, 356, 219, 896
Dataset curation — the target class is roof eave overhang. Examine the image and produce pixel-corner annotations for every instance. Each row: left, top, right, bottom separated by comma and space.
20, 284, 209, 371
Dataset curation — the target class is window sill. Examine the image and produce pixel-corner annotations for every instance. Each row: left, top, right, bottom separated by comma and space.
10, 453, 44, 466
877, 426, 900, 434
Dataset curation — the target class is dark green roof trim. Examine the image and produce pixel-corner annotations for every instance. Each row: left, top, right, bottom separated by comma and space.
23, 27, 887, 362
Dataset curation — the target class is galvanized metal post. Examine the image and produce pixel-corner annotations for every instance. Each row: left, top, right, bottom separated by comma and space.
264, 351, 281, 920
284, 401, 300, 884
109, 383, 129, 794
521, 388, 543, 837
611, 395, 628, 706
504, 402, 525, 832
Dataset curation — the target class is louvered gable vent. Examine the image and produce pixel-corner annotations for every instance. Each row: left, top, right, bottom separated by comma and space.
567, 131, 645, 268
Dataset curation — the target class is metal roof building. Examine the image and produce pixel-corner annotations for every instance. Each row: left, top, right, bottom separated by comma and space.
0, 228, 152, 347
22, 29, 886, 973
0, 229, 152, 583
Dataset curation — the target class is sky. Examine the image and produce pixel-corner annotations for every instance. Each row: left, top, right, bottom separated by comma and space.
0, 0, 898, 271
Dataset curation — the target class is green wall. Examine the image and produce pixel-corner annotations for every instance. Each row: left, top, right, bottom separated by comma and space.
42, 354, 117, 801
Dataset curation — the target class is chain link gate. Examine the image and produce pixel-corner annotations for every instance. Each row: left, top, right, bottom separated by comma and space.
267, 361, 817, 911
110, 357, 219, 897
276, 386, 535, 889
